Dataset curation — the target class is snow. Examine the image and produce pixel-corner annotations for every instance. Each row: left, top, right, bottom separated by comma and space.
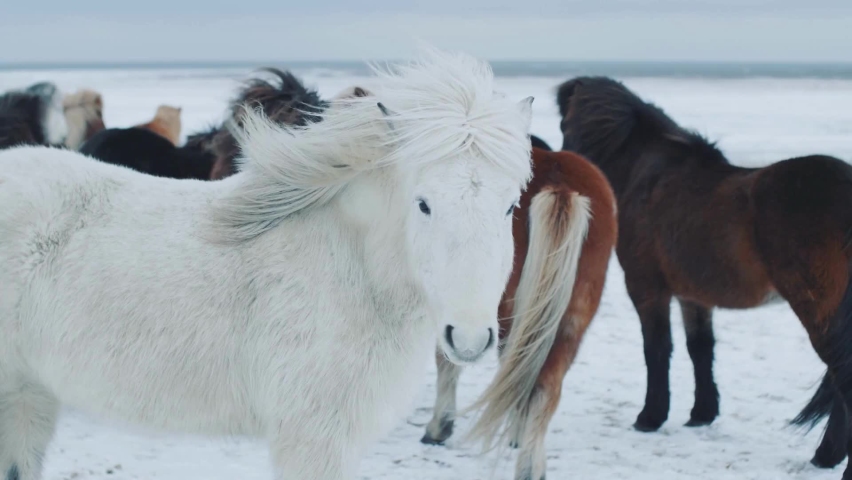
2, 68, 852, 480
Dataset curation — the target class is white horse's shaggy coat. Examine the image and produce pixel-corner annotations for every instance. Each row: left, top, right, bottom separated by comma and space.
0, 48, 533, 480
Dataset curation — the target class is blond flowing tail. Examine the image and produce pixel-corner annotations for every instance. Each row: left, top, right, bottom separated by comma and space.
462, 187, 592, 452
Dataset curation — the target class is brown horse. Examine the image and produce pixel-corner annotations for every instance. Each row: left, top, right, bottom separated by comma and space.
422, 140, 618, 480
134, 105, 182, 146
557, 75, 852, 476
62, 88, 106, 150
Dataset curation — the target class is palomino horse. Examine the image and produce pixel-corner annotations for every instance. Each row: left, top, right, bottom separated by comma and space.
0, 47, 534, 480
62, 88, 106, 150
422, 138, 618, 480
134, 105, 182, 145
557, 75, 852, 476
0, 82, 67, 149
206, 68, 327, 180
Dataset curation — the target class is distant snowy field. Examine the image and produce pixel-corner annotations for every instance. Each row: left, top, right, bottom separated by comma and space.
2, 68, 852, 480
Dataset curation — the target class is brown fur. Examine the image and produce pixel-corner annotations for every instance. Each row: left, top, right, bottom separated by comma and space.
423, 147, 618, 480
558, 75, 852, 473
135, 105, 182, 146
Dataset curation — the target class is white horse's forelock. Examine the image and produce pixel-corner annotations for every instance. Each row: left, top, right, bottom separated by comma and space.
210, 46, 533, 244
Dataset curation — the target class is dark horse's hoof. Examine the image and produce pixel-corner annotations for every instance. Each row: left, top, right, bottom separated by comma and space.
811, 449, 847, 469
684, 417, 715, 428
420, 433, 447, 446
633, 411, 666, 432
633, 421, 662, 433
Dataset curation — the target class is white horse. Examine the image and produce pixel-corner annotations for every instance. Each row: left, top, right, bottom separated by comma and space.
0, 47, 534, 480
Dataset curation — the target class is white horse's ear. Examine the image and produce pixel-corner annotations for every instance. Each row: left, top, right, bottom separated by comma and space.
377, 102, 397, 133
518, 96, 534, 130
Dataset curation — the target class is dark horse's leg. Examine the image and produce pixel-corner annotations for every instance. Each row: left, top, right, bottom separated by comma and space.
628, 283, 673, 432
679, 300, 720, 427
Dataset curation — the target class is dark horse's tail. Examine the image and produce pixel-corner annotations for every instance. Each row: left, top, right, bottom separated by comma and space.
793, 370, 838, 430
790, 278, 852, 467
790, 234, 852, 467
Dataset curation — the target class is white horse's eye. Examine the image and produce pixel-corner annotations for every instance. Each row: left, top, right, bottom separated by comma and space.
418, 198, 431, 215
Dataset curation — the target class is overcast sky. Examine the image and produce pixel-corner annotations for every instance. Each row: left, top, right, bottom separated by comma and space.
2, 0, 851, 63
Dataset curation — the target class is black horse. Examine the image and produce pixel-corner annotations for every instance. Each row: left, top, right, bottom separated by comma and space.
0, 82, 67, 149
80, 127, 215, 180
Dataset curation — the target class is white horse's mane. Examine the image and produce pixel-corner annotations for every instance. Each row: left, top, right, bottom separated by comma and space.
210, 46, 533, 243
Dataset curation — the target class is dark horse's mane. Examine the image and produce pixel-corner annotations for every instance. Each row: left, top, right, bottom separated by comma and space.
233, 68, 327, 126
203, 68, 329, 180
0, 82, 58, 149
556, 76, 728, 170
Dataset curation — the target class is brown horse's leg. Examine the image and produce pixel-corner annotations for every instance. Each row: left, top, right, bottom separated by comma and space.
679, 300, 720, 427
422, 348, 463, 445
513, 317, 588, 480
630, 286, 674, 432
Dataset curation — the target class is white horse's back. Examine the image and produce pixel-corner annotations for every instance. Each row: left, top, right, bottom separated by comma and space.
0, 146, 261, 433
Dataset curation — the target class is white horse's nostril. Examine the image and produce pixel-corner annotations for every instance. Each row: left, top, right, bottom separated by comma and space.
444, 325, 455, 350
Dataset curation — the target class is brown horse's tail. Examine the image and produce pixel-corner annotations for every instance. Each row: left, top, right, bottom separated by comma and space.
792, 369, 837, 431
792, 270, 852, 426
461, 187, 591, 452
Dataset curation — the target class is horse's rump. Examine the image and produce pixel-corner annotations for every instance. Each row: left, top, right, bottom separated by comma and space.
463, 149, 617, 476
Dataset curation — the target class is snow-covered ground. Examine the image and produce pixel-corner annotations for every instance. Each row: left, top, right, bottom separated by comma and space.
2, 68, 852, 479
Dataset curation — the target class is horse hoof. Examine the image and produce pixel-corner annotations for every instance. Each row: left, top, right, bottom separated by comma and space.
633, 422, 661, 432
633, 408, 667, 432
684, 418, 714, 428
811, 451, 847, 469
420, 433, 447, 446
633, 415, 665, 432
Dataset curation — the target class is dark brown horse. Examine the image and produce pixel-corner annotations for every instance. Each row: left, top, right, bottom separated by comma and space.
557, 75, 852, 476
422, 140, 618, 480
204, 68, 327, 180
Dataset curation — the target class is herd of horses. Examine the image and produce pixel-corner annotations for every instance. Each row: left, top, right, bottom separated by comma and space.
0, 48, 851, 480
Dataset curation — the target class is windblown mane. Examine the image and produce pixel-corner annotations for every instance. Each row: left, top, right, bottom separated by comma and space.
210, 48, 533, 243
556, 76, 726, 166
205, 68, 329, 180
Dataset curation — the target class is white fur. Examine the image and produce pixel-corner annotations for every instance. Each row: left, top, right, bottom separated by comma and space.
0, 47, 532, 480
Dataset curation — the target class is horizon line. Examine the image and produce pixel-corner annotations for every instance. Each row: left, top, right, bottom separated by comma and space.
5, 59, 852, 68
